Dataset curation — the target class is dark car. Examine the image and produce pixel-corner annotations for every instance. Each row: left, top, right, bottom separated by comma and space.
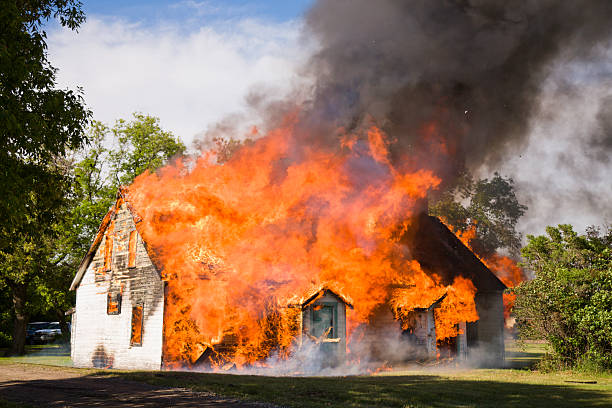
26, 322, 50, 345
33, 322, 66, 344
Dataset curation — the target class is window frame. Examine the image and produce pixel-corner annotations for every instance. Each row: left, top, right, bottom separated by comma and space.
106, 291, 122, 315
130, 303, 144, 347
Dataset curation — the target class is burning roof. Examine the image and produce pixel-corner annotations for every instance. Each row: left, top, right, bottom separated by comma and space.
405, 213, 507, 293
286, 284, 354, 309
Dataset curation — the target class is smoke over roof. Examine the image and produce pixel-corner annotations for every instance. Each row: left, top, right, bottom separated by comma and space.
299, 0, 612, 182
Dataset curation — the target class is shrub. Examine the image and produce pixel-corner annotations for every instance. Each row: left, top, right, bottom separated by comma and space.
513, 225, 612, 371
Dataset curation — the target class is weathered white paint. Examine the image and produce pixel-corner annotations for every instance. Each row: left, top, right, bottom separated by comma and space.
410, 309, 438, 357
471, 291, 505, 367
71, 203, 165, 370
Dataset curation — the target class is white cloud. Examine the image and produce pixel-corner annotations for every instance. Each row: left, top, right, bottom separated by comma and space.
47, 16, 309, 145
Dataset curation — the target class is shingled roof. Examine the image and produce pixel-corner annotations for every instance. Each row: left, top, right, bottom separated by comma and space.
402, 212, 507, 293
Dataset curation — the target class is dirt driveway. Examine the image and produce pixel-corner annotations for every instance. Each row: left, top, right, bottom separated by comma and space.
0, 364, 272, 407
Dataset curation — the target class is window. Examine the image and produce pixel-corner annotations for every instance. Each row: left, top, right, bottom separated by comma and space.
128, 230, 137, 268
103, 221, 115, 272
130, 304, 144, 346
311, 304, 336, 338
107, 291, 122, 315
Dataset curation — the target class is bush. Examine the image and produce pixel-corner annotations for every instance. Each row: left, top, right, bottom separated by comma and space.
513, 225, 612, 371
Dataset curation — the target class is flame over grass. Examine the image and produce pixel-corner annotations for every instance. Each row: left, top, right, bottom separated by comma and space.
127, 116, 480, 368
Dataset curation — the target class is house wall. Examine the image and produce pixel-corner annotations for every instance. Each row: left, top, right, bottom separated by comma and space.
72, 203, 165, 370
365, 305, 438, 362
457, 321, 467, 360
411, 310, 437, 357
471, 291, 505, 367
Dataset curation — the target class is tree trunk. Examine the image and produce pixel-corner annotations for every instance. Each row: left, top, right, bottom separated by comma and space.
9, 282, 28, 356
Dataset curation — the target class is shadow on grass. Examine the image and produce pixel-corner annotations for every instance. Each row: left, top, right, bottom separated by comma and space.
504, 341, 548, 370
0, 367, 609, 408
102, 370, 610, 408
505, 349, 546, 369
0, 370, 253, 408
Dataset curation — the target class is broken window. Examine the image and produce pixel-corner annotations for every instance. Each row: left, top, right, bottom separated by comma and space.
128, 230, 137, 268
107, 291, 122, 315
130, 304, 144, 346
312, 304, 336, 338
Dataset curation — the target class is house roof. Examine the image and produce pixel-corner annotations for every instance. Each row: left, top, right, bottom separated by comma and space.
72, 188, 505, 295
287, 284, 354, 309
402, 212, 507, 293
69, 187, 160, 291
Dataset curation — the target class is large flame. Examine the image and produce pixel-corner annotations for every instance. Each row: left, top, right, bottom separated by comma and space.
127, 115, 480, 369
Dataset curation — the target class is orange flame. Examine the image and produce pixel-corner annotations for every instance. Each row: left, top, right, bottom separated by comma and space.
482, 253, 526, 324
126, 116, 481, 369
439, 219, 527, 326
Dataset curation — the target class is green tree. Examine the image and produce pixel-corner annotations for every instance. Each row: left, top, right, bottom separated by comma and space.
429, 172, 527, 257
513, 225, 612, 370
68, 114, 184, 244
0, 163, 73, 354
109, 113, 185, 185
71, 122, 117, 239
0, 1, 90, 355
0, 0, 89, 228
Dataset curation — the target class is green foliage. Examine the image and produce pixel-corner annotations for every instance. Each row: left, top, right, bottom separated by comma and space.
71, 122, 117, 241
513, 225, 612, 370
109, 113, 186, 184
0, 0, 90, 229
0, 0, 90, 354
0, 332, 10, 349
67, 113, 185, 251
429, 172, 527, 257
0, 160, 74, 354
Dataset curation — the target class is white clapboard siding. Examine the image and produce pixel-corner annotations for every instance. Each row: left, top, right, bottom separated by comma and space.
72, 202, 165, 370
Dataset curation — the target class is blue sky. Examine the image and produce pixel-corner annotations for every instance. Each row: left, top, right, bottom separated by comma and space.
49, 0, 313, 146
83, 0, 314, 25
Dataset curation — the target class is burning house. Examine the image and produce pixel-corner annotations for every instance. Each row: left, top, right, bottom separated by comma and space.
70, 179, 506, 371
65, 0, 612, 373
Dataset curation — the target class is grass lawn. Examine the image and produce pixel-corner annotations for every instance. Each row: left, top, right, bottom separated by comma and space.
0, 344, 71, 367
505, 340, 548, 369
2, 340, 611, 407
103, 367, 612, 408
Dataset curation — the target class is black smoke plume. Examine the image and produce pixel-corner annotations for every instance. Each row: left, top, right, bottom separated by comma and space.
297, 0, 612, 183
